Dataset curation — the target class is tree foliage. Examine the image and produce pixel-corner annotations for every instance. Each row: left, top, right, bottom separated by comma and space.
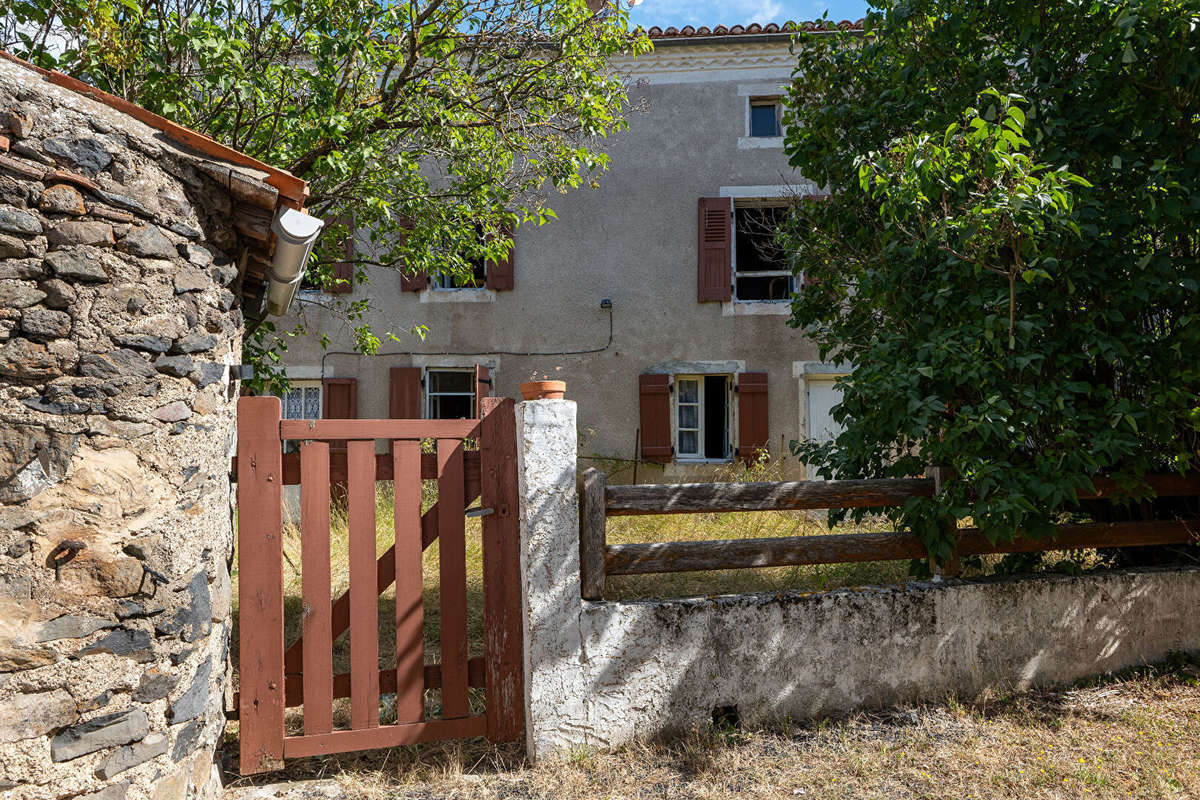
4, 0, 647, 387
782, 1, 1200, 558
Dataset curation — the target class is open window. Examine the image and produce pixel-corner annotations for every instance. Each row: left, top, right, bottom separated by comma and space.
425, 369, 477, 419
674, 375, 731, 461
733, 202, 793, 302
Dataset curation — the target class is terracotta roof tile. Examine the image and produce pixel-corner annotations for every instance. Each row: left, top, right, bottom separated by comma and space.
645, 19, 864, 39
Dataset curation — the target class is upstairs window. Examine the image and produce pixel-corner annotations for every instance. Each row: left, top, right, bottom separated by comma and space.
748, 97, 782, 138
434, 256, 487, 290
733, 203, 793, 302
426, 369, 476, 419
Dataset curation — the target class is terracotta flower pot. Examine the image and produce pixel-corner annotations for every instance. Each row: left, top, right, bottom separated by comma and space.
520, 380, 566, 401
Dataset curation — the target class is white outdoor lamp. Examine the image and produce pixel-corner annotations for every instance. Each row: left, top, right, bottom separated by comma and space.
266, 207, 325, 316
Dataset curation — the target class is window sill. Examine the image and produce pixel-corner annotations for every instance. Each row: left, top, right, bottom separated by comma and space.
721, 301, 792, 317
419, 287, 497, 304
737, 136, 784, 150
674, 458, 734, 465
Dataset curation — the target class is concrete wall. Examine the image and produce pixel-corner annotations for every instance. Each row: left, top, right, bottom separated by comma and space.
0, 61, 242, 800
280, 41, 824, 480
515, 399, 1200, 760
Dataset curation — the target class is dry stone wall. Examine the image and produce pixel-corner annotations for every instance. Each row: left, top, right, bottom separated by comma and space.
0, 64, 244, 800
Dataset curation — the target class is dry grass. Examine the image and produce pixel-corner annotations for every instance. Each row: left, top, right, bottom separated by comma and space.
222, 657, 1200, 799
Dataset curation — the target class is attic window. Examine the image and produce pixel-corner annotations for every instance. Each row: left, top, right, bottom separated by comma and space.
748, 97, 782, 138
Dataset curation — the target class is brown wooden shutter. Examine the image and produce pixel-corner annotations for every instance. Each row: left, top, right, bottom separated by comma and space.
638, 373, 672, 463
398, 217, 427, 292
485, 223, 515, 291
388, 368, 422, 418
474, 364, 491, 414
697, 197, 732, 302
736, 372, 769, 464
322, 377, 357, 454
327, 215, 354, 294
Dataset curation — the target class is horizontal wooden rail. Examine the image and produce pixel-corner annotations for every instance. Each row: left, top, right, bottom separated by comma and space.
279, 418, 480, 440
605, 520, 1197, 576
283, 715, 486, 758
230, 451, 481, 489
605, 478, 935, 516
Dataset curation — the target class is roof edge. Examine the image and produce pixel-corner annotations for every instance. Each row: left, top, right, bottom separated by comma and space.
0, 50, 308, 208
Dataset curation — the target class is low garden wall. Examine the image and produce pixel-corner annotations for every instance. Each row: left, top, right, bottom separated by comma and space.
514, 399, 1200, 761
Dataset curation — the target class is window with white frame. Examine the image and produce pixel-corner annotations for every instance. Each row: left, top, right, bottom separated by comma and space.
675, 375, 731, 460
426, 369, 475, 418
748, 97, 782, 138
733, 202, 794, 301
280, 380, 322, 420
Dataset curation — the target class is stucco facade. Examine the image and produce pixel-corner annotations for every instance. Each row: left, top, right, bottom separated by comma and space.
281, 36, 842, 480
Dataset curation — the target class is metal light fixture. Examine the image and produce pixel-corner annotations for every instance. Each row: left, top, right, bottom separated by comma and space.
266, 208, 325, 316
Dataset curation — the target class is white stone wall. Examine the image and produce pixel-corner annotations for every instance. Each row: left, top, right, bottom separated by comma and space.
515, 399, 1200, 761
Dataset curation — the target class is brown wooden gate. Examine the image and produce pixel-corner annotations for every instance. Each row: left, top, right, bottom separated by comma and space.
235, 396, 523, 773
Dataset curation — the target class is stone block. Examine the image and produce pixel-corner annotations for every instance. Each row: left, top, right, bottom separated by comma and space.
36, 614, 115, 642
151, 766, 188, 800
154, 355, 194, 378
0, 336, 63, 382
21, 307, 71, 339
179, 243, 213, 267
78, 782, 130, 800
169, 719, 203, 760
96, 732, 167, 779
48, 220, 114, 248
51, 708, 149, 762
0, 256, 45, 279
172, 270, 208, 294
120, 225, 175, 259
42, 136, 113, 175
114, 333, 172, 354
39, 277, 77, 308
0, 232, 27, 257
156, 571, 211, 642
171, 333, 217, 354
78, 628, 155, 662
0, 204, 41, 236
0, 278, 46, 308
0, 689, 77, 742
133, 667, 179, 702
79, 349, 156, 380
46, 248, 109, 282
152, 401, 192, 423
167, 657, 212, 723
40, 183, 86, 215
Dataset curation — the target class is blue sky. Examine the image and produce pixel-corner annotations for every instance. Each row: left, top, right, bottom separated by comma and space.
626, 0, 871, 29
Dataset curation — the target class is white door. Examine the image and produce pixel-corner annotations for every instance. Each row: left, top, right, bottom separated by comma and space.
806, 377, 844, 443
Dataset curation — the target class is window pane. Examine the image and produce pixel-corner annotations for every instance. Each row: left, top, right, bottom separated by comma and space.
303, 387, 321, 419
679, 430, 698, 455
284, 389, 302, 419
679, 404, 698, 430
750, 103, 780, 137
677, 379, 698, 403
431, 394, 473, 420
429, 370, 473, 393
735, 206, 790, 275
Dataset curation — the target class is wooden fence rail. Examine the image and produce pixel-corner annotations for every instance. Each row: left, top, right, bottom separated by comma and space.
580, 469, 1200, 601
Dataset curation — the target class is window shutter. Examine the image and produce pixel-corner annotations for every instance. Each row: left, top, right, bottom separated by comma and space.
697, 197, 732, 302
323, 377, 357, 454
398, 217, 427, 292
327, 215, 354, 294
736, 372, 768, 464
474, 364, 491, 413
388, 368, 422, 418
638, 373, 672, 463
485, 223, 515, 291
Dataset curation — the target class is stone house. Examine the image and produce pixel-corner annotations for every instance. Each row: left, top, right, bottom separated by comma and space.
277, 21, 860, 481
0, 53, 310, 800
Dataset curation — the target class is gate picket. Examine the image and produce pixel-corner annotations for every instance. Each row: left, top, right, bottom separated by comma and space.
437, 438, 470, 719
236, 398, 520, 772
393, 440, 425, 723
347, 440, 380, 729
300, 441, 333, 736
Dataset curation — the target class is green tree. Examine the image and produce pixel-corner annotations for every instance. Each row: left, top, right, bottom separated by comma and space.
782, 1, 1200, 560
4, 0, 648, 389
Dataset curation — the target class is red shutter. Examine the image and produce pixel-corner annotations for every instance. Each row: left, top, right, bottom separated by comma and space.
388, 368, 422, 418
697, 197, 732, 302
323, 377, 357, 454
327, 215, 354, 294
398, 217, 427, 292
736, 372, 769, 464
475, 364, 491, 415
485, 223, 515, 291
638, 373, 672, 463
